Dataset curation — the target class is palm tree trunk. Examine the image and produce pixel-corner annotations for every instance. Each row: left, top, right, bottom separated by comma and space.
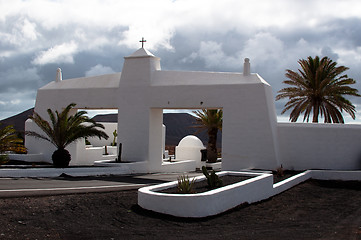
207, 127, 218, 163
313, 103, 319, 123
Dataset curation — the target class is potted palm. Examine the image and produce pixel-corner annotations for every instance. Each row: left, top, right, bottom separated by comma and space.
26, 103, 109, 167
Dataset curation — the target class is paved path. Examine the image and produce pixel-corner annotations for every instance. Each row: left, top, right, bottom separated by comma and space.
0, 172, 203, 198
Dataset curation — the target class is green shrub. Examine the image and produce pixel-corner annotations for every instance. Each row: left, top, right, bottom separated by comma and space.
177, 175, 196, 194
276, 164, 284, 177
0, 154, 9, 166
202, 166, 223, 189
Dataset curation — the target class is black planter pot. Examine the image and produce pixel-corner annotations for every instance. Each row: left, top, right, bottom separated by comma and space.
52, 148, 71, 168
207, 149, 217, 163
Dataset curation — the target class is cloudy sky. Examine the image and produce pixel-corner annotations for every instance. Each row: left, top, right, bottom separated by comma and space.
1, 0, 361, 122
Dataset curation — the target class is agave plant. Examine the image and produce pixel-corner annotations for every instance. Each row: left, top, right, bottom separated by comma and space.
26, 103, 109, 167
177, 175, 196, 194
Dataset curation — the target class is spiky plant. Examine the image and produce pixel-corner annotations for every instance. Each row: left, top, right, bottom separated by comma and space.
193, 109, 222, 163
177, 175, 196, 194
26, 103, 109, 167
276, 56, 360, 123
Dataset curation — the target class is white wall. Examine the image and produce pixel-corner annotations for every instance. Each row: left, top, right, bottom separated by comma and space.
118, 52, 281, 171
278, 123, 361, 170
87, 122, 117, 147
26, 47, 361, 171
25, 119, 55, 164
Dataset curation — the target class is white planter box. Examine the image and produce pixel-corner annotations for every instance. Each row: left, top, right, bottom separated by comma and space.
138, 171, 273, 218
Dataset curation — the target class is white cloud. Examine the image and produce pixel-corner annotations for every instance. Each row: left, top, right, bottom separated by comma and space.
195, 41, 242, 69
336, 47, 361, 66
32, 41, 78, 65
180, 52, 198, 63
1, 0, 361, 122
0, 67, 41, 84
21, 18, 38, 41
0, 17, 40, 50
10, 99, 21, 105
241, 33, 285, 65
85, 64, 115, 77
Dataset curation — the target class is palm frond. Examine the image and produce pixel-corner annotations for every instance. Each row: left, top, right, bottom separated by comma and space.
276, 56, 360, 123
26, 103, 109, 150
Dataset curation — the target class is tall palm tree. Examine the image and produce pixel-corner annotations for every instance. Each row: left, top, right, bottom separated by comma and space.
193, 109, 222, 163
276, 56, 360, 123
0, 124, 27, 164
26, 103, 109, 167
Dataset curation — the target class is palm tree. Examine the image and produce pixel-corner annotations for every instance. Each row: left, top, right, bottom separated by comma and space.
0, 124, 27, 164
276, 56, 360, 123
193, 109, 222, 163
26, 103, 109, 167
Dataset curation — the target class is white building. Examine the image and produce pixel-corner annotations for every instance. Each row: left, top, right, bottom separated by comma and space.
25, 47, 361, 172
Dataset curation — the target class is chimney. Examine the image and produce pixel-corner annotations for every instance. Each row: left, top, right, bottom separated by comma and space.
243, 58, 250, 76
56, 68, 62, 82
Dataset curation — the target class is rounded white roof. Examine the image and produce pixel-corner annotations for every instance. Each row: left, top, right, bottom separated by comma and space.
178, 135, 205, 148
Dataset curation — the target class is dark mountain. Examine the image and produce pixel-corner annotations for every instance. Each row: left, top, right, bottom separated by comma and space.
0, 108, 34, 134
163, 113, 208, 146
1, 109, 222, 147
92, 113, 117, 122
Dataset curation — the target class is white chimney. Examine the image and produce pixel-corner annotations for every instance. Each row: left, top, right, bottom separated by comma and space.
56, 68, 62, 82
243, 58, 250, 76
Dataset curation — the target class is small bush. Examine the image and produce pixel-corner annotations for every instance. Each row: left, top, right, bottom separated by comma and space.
0, 154, 9, 166
276, 165, 284, 177
177, 175, 196, 194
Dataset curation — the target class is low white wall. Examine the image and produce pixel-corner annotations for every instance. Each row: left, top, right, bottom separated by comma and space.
161, 160, 197, 173
278, 123, 361, 170
7, 153, 45, 162
138, 171, 273, 218
273, 171, 312, 195
101, 146, 117, 155
175, 146, 204, 169
311, 170, 361, 181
